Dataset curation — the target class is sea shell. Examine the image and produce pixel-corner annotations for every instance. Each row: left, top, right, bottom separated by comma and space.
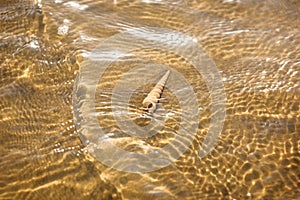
143, 70, 170, 113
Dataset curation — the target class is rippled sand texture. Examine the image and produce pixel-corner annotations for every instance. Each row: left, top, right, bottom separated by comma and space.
1, 0, 299, 199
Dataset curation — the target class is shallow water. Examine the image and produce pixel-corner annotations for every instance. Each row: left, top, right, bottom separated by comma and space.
1, 0, 299, 199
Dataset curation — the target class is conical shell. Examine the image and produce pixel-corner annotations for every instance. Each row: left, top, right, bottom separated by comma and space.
143, 70, 170, 113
